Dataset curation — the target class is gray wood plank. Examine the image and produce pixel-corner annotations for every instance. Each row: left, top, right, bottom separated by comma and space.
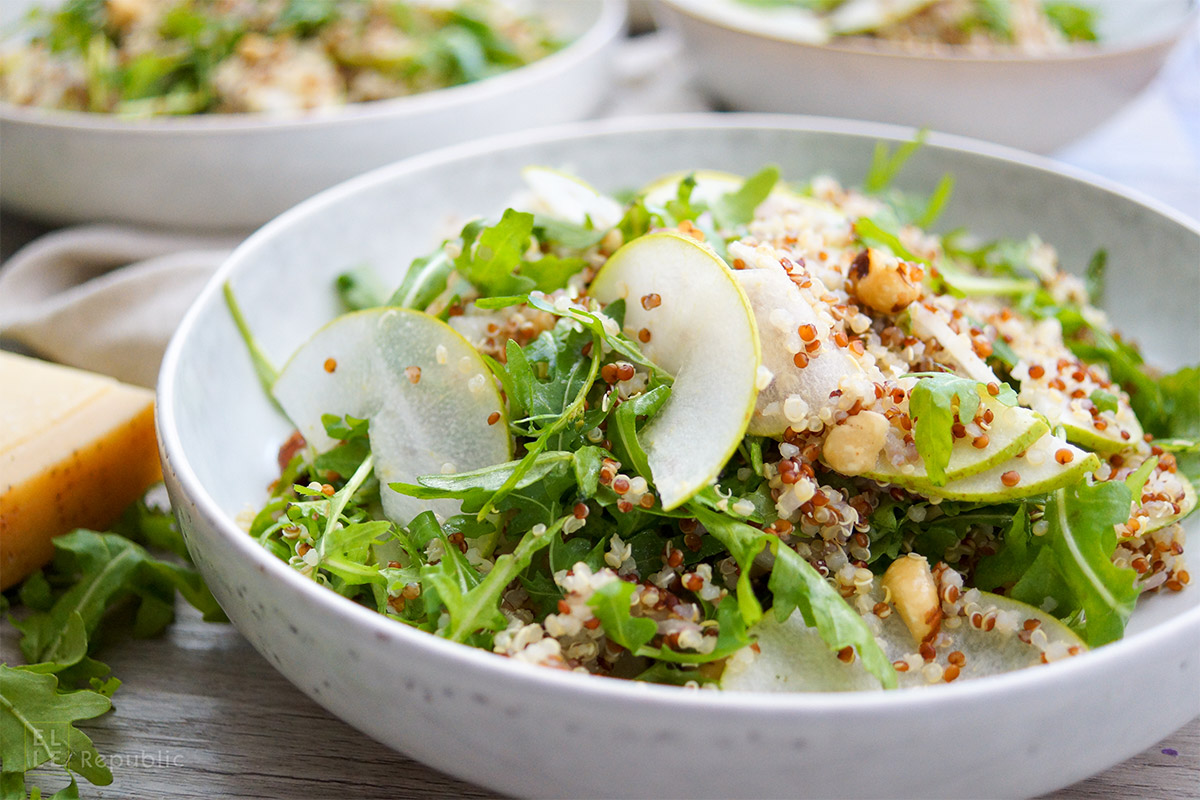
5, 601, 1195, 799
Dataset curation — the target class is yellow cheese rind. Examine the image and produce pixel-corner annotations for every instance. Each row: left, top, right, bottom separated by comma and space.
0, 355, 161, 589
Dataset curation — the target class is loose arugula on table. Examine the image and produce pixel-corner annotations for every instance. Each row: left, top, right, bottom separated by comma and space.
2, 502, 224, 798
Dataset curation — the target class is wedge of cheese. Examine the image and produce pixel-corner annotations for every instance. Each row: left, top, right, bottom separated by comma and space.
1, 353, 161, 589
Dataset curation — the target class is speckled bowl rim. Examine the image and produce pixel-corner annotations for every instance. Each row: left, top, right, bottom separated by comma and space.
0, 0, 625, 134
158, 112, 1200, 718
657, 0, 1199, 64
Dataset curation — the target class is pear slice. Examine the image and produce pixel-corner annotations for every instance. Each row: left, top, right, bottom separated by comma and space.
1144, 472, 1196, 534
720, 581, 1086, 692
272, 308, 511, 525
733, 265, 869, 436
520, 166, 623, 229
861, 396, 1049, 487
908, 303, 998, 385
907, 434, 1099, 502
588, 231, 761, 510
1016, 377, 1143, 456
829, 0, 939, 35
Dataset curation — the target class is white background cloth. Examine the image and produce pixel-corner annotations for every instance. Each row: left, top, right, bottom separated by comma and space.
2, 27, 1198, 387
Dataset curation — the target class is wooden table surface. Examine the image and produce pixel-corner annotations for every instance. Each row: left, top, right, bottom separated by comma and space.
4, 599, 1197, 800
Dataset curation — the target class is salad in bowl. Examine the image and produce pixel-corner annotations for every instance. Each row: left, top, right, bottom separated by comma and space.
230, 138, 1196, 693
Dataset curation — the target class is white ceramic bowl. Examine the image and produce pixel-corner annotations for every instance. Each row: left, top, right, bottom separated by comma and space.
655, 0, 1198, 154
0, 0, 624, 231
157, 115, 1200, 799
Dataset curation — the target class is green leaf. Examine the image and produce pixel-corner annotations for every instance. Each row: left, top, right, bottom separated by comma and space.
439, 516, 566, 642
587, 580, 657, 652
907, 373, 985, 486
224, 282, 279, 395
572, 445, 606, 498
691, 506, 897, 688
1044, 481, 1139, 646
863, 130, 926, 194
455, 209, 536, 297
394, 451, 574, 499
855, 217, 927, 264
0, 665, 112, 786
1084, 249, 1107, 306
710, 165, 779, 229
388, 250, 453, 311
1043, 1, 1099, 41
914, 173, 955, 228
611, 385, 671, 480
335, 265, 388, 312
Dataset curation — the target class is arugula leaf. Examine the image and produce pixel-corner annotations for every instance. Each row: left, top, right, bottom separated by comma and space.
854, 217, 926, 264
691, 506, 897, 688
455, 209, 536, 297
914, 173, 956, 228
907, 374, 985, 485
224, 282, 279, 396
1084, 249, 1107, 306
1043, 1, 1099, 41
14, 531, 224, 669
611, 385, 671, 480
587, 580, 657, 652
388, 250, 454, 311
335, 265, 388, 312
710, 165, 779, 230
863, 130, 927, 194
0, 666, 112, 788
1039, 480, 1139, 646
436, 515, 567, 643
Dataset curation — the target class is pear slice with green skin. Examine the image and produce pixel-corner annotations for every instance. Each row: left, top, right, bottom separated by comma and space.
520, 166, 623, 229
733, 265, 870, 437
720, 580, 1086, 692
860, 395, 1049, 487
1015, 376, 1143, 456
1143, 472, 1196, 534
589, 231, 761, 510
829, 0, 939, 35
272, 308, 511, 526
905, 434, 1099, 502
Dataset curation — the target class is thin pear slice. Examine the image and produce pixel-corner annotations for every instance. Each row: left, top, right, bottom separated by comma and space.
909, 303, 998, 385
520, 166, 623, 229
1144, 472, 1196, 534
589, 231, 760, 510
272, 308, 511, 525
908, 434, 1099, 502
861, 396, 1049, 486
733, 265, 871, 436
720, 581, 1085, 692
1017, 378, 1143, 456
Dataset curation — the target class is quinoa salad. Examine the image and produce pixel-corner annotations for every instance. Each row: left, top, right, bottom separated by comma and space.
231, 141, 1197, 692
0, 0, 561, 115
724, 0, 1099, 52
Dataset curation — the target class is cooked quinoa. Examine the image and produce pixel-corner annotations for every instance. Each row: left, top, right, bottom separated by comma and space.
0, 0, 561, 115
237, 154, 1195, 692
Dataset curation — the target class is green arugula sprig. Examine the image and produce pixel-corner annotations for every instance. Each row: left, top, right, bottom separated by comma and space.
3, 503, 224, 796
907, 372, 1018, 485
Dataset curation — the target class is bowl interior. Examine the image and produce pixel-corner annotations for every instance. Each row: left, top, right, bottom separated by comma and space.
165, 115, 1200, 680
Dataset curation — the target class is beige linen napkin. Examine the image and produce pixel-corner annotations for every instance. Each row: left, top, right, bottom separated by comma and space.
0, 226, 237, 387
